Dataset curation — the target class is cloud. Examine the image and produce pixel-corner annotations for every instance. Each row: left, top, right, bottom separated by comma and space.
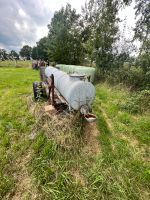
0, 0, 86, 52
0, 0, 53, 51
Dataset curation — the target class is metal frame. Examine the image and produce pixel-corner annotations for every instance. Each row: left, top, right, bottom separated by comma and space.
45, 74, 68, 111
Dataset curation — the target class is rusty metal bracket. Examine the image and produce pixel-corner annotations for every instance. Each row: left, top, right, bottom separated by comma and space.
45, 74, 55, 105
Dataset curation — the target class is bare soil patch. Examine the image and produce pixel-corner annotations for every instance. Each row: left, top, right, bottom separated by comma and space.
82, 122, 101, 156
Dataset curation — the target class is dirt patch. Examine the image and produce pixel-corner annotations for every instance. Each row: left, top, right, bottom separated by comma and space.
82, 121, 101, 156
70, 169, 87, 187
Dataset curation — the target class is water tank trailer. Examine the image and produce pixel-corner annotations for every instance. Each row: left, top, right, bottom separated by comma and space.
33, 66, 96, 122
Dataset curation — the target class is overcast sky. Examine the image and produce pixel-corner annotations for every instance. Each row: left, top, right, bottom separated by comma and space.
0, 0, 136, 52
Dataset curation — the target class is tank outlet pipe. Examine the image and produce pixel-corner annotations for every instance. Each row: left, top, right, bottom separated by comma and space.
80, 105, 97, 122
84, 113, 97, 122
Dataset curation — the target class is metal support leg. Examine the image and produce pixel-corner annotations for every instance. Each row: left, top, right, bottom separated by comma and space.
51, 74, 55, 106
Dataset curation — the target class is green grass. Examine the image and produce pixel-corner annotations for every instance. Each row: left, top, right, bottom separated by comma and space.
0, 60, 32, 68
0, 65, 149, 199
0, 66, 39, 199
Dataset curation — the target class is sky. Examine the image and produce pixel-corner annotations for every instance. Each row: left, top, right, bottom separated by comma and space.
0, 0, 136, 52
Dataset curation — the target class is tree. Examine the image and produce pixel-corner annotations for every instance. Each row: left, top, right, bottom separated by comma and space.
0, 49, 8, 60
9, 50, 19, 60
47, 4, 84, 64
134, 0, 150, 42
31, 46, 38, 60
82, 0, 120, 74
133, 0, 150, 75
31, 37, 49, 60
19, 45, 32, 60
133, 0, 150, 57
135, 40, 150, 73
36, 37, 49, 60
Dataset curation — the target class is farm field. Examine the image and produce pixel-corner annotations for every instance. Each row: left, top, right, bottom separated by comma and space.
0, 65, 150, 199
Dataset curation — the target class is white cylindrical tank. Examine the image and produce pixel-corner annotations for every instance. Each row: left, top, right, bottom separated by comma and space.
45, 66, 95, 110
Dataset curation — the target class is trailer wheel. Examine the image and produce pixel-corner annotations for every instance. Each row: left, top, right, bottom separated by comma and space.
33, 82, 43, 100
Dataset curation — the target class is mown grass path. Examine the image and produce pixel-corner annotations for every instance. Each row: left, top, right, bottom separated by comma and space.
0, 67, 149, 199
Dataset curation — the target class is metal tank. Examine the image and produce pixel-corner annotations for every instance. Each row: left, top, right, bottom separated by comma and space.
45, 66, 95, 111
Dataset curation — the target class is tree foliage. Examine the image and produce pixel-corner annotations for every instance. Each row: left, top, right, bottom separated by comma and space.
19, 45, 32, 60
135, 40, 150, 73
47, 4, 84, 64
31, 37, 48, 60
9, 50, 19, 60
0, 49, 8, 60
31, 47, 38, 60
134, 0, 150, 42
82, 0, 120, 72
133, 0, 150, 80
37, 37, 49, 60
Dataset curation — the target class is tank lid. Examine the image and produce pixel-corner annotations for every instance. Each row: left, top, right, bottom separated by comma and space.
69, 73, 85, 77
69, 73, 85, 80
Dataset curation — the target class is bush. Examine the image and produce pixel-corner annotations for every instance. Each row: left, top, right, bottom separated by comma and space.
128, 66, 145, 87
105, 65, 149, 89
120, 90, 150, 114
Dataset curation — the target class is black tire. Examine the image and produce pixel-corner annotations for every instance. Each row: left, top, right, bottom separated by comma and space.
33, 82, 43, 100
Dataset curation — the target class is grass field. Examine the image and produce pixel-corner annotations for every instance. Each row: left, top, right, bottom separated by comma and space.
0, 64, 150, 199
0, 60, 32, 68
